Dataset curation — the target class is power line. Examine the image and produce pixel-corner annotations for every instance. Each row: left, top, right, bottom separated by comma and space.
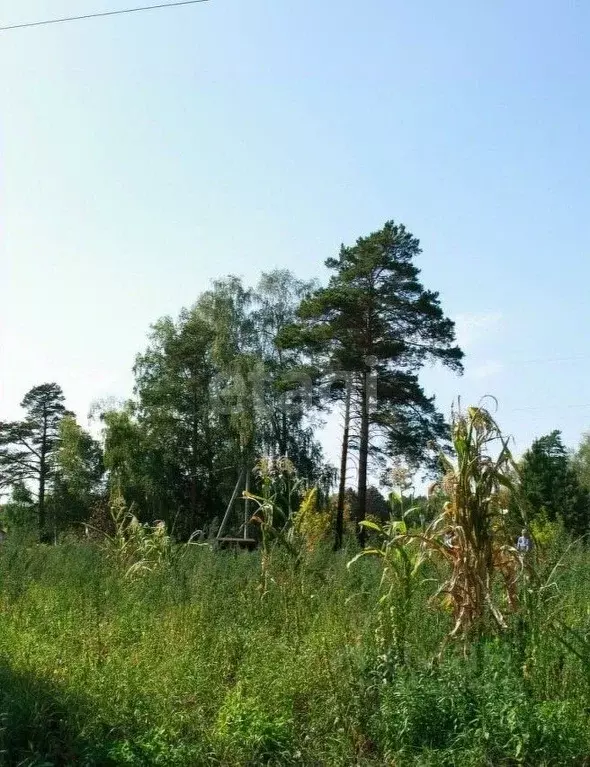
0, 0, 210, 32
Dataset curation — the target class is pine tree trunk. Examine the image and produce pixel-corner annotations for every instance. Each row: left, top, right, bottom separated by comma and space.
281, 409, 288, 456
190, 382, 200, 531
38, 465, 46, 532
357, 372, 370, 547
334, 378, 352, 551
277, 347, 288, 457
38, 407, 47, 534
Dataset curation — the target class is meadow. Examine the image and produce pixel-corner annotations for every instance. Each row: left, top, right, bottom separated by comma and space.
0, 533, 589, 767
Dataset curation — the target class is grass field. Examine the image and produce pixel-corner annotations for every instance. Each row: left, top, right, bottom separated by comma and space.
0, 537, 589, 766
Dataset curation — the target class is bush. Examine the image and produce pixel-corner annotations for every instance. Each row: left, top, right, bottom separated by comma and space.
213, 683, 295, 764
0, 539, 588, 765
530, 508, 566, 550
376, 650, 590, 765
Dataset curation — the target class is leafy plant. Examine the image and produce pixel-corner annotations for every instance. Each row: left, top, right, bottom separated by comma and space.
98, 486, 174, 578
419, 403, 524, 644
349, 518, 423, 671
213, 683, 294, 763
291, 487, 331, 553
529, 507, 565, 550
0, 534, 589, 764
244, 456, 303, 593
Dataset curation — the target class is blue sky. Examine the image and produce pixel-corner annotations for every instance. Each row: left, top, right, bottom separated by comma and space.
2, 0, 590, 476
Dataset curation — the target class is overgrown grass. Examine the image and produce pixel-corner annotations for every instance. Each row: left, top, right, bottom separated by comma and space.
0, 538, 588, 765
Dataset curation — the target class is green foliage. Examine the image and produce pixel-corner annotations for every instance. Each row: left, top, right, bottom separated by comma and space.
51, 415, 104, 532
213, 683, 295, 763
0, 484, 36, 535
101, 406, 156, 520
101, 487, 175, 578
3, 260, 590, 766
0, 383, 69, 533
572, 429, 590, 490
97, 271, 330, 539
349, 517, 423, 670
333, 486, 390, 527
105, 730, 203, 766
280, 220, 463, 531
244, 456, 304, 592
292, 487, 331, 552
56, 416, 103, 497
376, 657, 590, 765
0, 538, 589, 765
529, 507, 566, 549
250, 270, 323, 475
521, 430, 589, 539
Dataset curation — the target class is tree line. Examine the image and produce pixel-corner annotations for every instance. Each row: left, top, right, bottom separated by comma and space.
1, 221, 588, 544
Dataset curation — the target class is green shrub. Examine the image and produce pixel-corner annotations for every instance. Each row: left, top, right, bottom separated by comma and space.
0, 539, 588, 765
213, 683, 295, 764
105, 729, 205, 766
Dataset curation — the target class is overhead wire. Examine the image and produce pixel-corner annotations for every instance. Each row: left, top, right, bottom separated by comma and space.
0, 0, 210, 32
3, 3, 589, 420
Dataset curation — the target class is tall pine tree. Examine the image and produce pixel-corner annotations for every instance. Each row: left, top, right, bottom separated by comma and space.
0, 383, 70, 534
281, 221, 463, 545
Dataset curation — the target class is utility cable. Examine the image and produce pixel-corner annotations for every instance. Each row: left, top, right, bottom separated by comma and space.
0, 0, 210, 32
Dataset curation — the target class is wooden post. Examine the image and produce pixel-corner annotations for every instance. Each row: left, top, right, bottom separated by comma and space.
334, 377, 352, 550
243, 468, 250, 540
216, 468, 245, 540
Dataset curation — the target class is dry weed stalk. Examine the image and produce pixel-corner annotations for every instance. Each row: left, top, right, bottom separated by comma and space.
421, 403, 524, 642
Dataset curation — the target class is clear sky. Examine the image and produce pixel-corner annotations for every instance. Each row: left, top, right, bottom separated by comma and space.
2, 0, 590, 476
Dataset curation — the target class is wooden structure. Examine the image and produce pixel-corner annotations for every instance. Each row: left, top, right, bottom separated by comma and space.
216, 536, 257, 551
215, 467, 258, 550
